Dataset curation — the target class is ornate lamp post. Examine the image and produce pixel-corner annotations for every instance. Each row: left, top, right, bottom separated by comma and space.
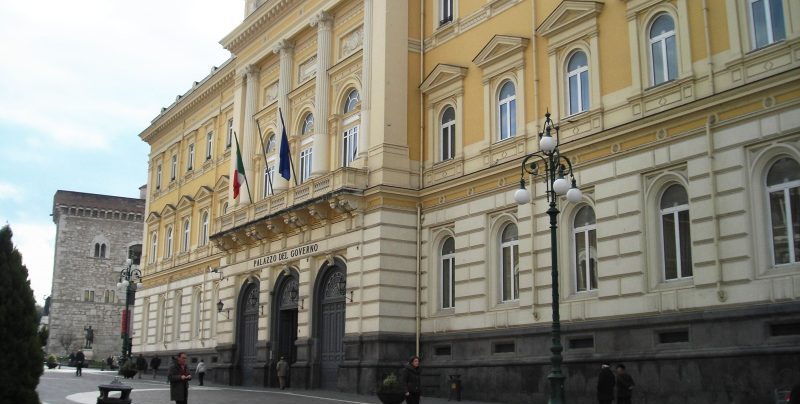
117, 258, 142, 364
514, 112, 582, 404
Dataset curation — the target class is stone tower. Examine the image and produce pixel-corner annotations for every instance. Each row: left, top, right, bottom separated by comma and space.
45, 190, 145, 360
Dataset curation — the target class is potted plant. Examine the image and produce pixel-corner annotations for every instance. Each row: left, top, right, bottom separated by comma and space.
376, 372, 406, 404
46, 355, 58, 369
119, 360, 138, 379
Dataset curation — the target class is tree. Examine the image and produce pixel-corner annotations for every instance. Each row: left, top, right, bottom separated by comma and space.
38, 326, 49, 348
0, 225, 43, 404
58, 333, 75, 354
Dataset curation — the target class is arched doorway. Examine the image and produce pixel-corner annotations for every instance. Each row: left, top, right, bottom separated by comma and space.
237, 280, 259, 386
315, 261, 347, 390
271, 270, 299, 387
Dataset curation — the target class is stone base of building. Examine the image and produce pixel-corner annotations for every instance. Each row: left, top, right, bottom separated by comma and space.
137, 301, 800, 403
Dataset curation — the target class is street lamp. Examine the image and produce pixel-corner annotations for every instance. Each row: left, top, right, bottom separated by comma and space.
515, 111, 582, 404
117, 258, 142, 364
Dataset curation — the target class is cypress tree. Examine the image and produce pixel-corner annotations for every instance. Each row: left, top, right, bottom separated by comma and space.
0, 225, 43, 403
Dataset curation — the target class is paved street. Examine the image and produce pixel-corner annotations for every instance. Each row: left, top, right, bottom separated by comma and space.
38, 367, 499, 404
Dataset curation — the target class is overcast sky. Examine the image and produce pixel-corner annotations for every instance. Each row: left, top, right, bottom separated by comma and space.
0, 0, 243, 305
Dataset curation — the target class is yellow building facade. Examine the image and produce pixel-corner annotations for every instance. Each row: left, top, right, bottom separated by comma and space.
135, 0, 800, 401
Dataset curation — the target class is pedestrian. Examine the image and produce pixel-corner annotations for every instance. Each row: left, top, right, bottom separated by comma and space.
68, 351, 75, 366
789, 382, 800, 404
136, 353, 148, 379
106, 356, 113, 371
168, 352, 192, 404
276, 356, 289, 390
597, 362, 615, 404
75, 350, 85, 377
615, 364, 635, 404
195, 359, 206, 386
400, 355, 422, 404
151, 356, 162, 379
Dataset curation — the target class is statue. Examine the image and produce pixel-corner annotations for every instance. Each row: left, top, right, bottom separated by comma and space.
84, 325, 94, 349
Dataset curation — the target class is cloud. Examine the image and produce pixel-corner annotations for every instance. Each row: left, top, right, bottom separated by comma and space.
3, 220, 55, 305
0, 182, 23, 202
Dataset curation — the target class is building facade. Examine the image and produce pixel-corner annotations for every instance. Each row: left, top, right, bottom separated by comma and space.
134, 0, 800, 402
46, 190, 145, 361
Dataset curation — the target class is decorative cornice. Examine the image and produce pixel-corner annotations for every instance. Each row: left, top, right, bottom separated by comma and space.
220, 0, 302, 54
139, 58, 236, 144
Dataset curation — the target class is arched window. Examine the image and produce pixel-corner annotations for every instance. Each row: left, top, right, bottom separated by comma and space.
266, 133, 276, 154
100, 243, 106, 258
749, 0, 786, 49
181, 219, 190, 252
440, 106, 455, 161
766, 157, 800, 265
199, 211, 209, 246
165, 226, 173, 258
660, 184, 692, 280
342, 89, 361, 167
440, 237, 455, 309
567, 51, 589, 115
649, 14, 677, 86
149, 232, 158, 263
573, 206, 598, 292
498, 81, 516, 141
94, 243, 101, 257
344, 89, 360, 114
500, 223, 519, 302
301, 113, 314, 135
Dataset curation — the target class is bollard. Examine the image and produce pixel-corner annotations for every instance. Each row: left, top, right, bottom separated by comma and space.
448, 374, 461, 401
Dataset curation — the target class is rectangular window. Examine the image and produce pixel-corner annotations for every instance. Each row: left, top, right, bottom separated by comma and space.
156, 165, 162, 190
343, 126, 359, 167
434, 345, 452, 356
299, 147, 312, 183
84, 290, 95, 302
750, 0, 786, 49
771, 322, 800, 337
658, 330, 689, 344
440, 0, 453, 25
170, 155, 177, 180
568, 337, 595, 349
442, 255, 454, 309
206, 132, 213, 160
493, 342, 515, 354
187, 144, 194, 171
226, 119, 233, 149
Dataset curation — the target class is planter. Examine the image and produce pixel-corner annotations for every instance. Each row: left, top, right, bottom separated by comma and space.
119, 369, 137, 379
46, 363, 58, 369
376, 392, 406, 404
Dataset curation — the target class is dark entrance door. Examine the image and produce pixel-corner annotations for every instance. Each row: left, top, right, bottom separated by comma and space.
275, 275, 298, 387
318, 269, 346, 390
238, 283, 259, 386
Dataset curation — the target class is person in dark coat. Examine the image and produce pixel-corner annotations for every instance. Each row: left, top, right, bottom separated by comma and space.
150, 356, 162, 379
74, 350, 85, 376
400, 356, 422, 404
615, 364, 635, 404
276, 356, 289, 390
597, 362, 615, 404
789, 383, 800, 404
168, 352, 192, 404
136, 354, 148, 379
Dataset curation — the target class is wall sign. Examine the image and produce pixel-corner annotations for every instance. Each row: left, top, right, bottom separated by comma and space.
252, 243, 319, 269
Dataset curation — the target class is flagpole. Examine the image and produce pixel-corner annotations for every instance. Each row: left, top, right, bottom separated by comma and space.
279, 108, 300, 186
233, 131, 254, 202
256, 120, 275, 196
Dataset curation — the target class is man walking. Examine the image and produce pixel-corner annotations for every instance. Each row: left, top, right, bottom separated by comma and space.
597, 362, 615, 404
168, 352, 191, 404
615, 364, 635, 404
195, 359, 206, 386
136, 353, 148, 379
150, 355, 162, 379
74, 350, 85, 377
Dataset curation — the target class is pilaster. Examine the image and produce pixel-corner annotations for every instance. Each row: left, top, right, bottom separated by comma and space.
311, 11, 334, 178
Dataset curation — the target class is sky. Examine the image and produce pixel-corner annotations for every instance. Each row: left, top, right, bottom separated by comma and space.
0, 0, 243, 305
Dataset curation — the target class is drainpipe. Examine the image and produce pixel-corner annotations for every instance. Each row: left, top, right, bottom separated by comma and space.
415, 0, 425, 357
702, 0, 715, 94
705, 117, 726, 302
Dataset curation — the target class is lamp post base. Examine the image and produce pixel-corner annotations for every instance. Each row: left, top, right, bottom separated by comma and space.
548, 371, 565, 404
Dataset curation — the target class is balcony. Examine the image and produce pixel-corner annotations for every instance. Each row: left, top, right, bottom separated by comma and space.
212, 167, 367, 248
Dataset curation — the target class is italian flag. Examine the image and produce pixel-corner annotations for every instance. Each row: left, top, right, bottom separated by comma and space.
233, 135, 246, 199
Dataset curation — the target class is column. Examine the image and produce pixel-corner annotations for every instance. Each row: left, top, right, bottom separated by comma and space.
229, 74, 246, 204
358, 0, 372, 161
273, 39, 294, 192
241, 64, 260, 205
310, 11, 334, 178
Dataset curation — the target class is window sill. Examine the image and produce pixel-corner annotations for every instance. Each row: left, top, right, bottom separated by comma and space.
432, 308, 455, 317
652, 277, 693, 291
492, 300, 520, 311
564, 290, 598, 301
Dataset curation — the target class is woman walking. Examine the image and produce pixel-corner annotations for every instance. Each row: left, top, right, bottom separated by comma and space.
401, 356, 422, 404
